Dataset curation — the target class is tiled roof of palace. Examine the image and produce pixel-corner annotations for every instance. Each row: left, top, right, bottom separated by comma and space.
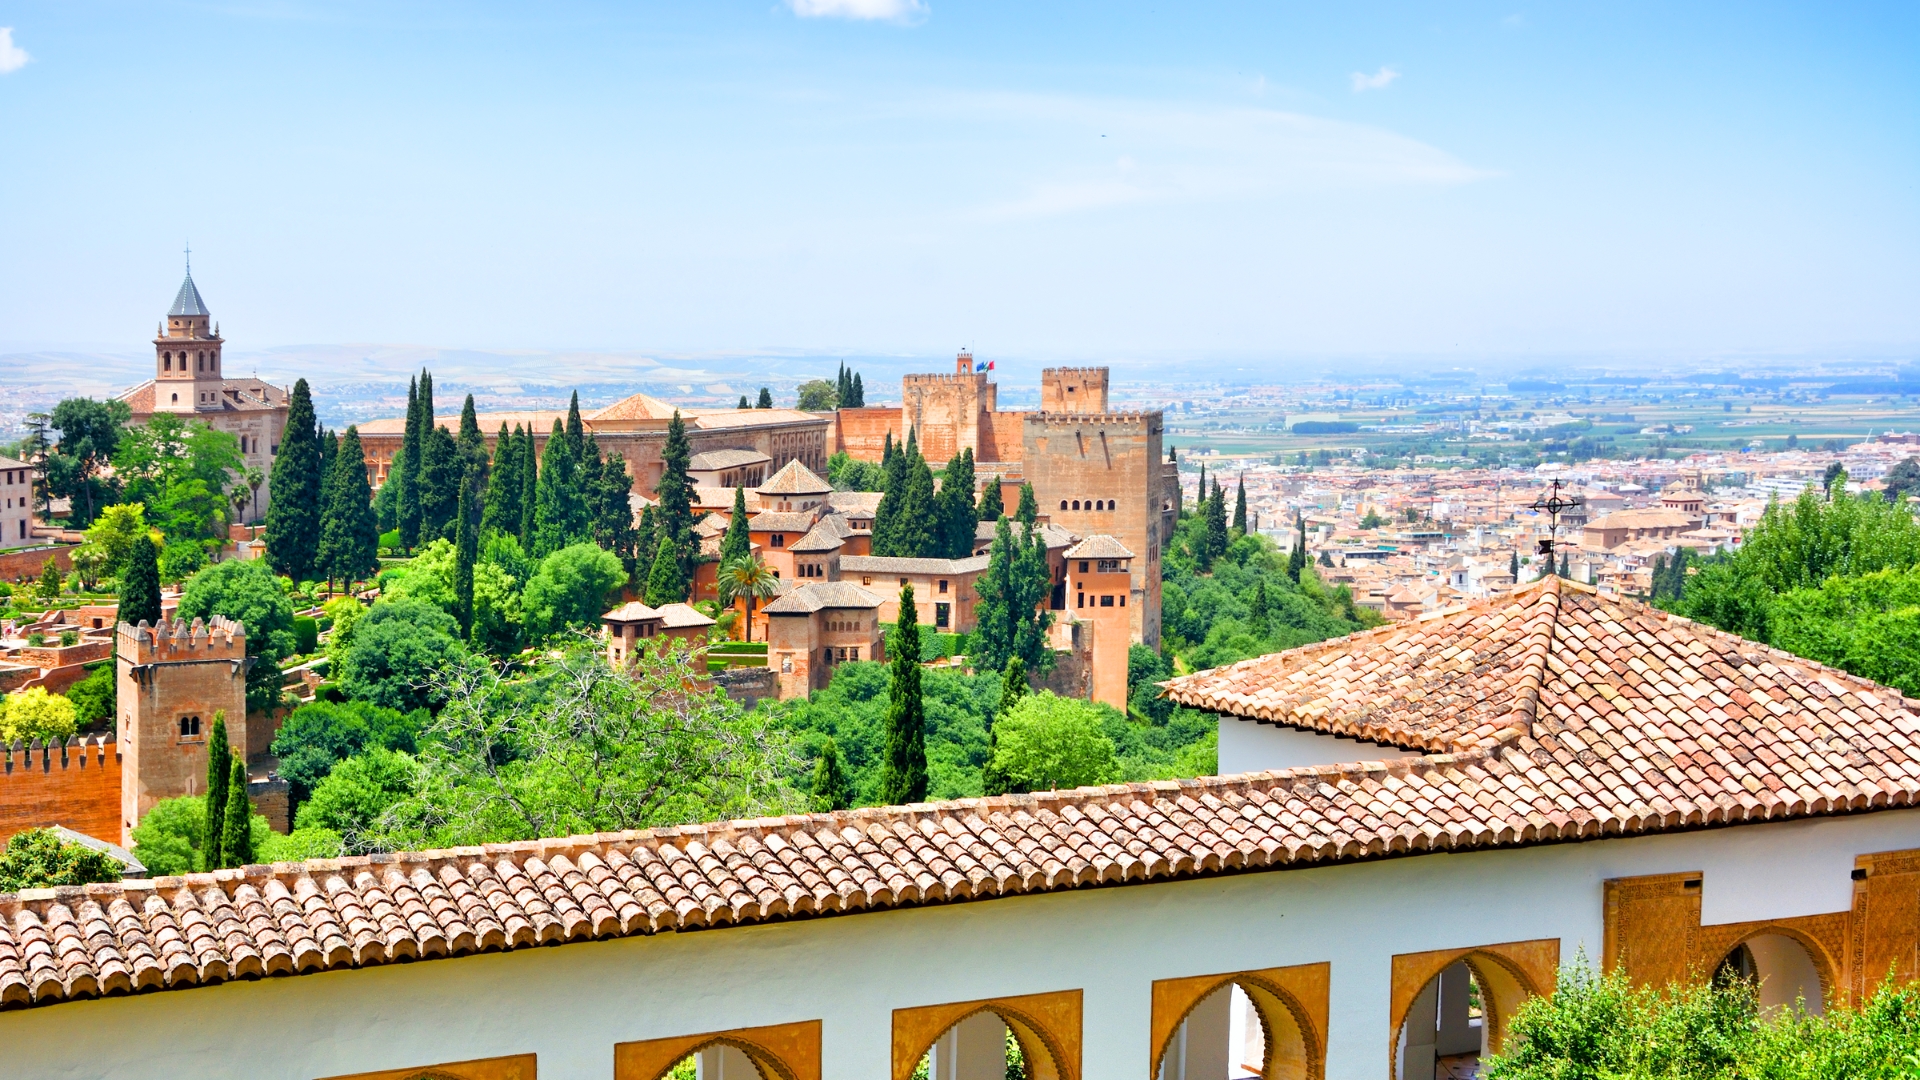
760, 581, 884, 614
1063, 535, 1134, 560
839, 554, 991, 576
757, 460, 831, 495
8, 578, 1919, 1011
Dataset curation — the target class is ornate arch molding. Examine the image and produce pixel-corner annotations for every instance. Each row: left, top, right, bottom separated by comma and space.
614, 1020, 822, 1080
891, 989, 1083, 1080
1696, 915, 1848, 1006
319, 1053, 538, 1080
1388, 938, 1560, 1071
1148, 962, 1329, 1080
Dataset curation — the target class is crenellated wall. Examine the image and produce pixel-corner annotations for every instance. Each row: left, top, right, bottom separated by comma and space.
0, 735, 121, 846
118, 617, 249, 843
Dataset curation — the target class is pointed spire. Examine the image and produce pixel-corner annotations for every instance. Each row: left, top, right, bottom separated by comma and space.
169, 250, 210, 317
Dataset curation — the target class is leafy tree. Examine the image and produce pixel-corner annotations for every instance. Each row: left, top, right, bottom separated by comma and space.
935, 448, 978, 558
417, 423, 460, 543
1, 686, 79, 743
453, 482, 477, 636
203, 714, 232, 863
294, 746, 419, 850
1015, 481, 1038, 526
77, 503, 150, 584
114, 413, 244, 544
796, 379, 839, 411
364, 649, 799, 849
120, 533, 162, 627
44, 397, 131, 526
523, 542, 628, 639
482, 424, 524, 538
131, 794, 325, 874
826, 451, 886, 492
178, 559, 297, 713
397, 374, 425, 549
1287, 513, 1308, 582
35, 558, 61, 599
810, 738, 854, 811
337, 598, 467, 712
717, 556, 779, 642
219, 756, 253, 867
988, 692, 1119, 792
981, 657, 1027, 796
881, 585, 929, 805
271, 699, 423, 812
265, 378, 323, 580
757, 387, 774, 409
1127, 643, 1173, 724
978, 474, 1004, 522
1359, 509, 1386, 530
473, 531, 532, 656
532, 419, 586, 556
1200, 481, 1229, 567
318, 427, 381, 589
971, 515, 1055, 674
1885, 456, 1920, 504
65, 663, 116, 728
738, 395, 750, 409
0, 828, 122, 891
644, 532, 688, 606
721, 487, 752, 567
588, 444, 641, 575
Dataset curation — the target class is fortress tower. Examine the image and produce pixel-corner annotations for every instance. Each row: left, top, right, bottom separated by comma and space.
901, 351, 999, 463
116, 617, 249, 842
1040, 367, 1109, 414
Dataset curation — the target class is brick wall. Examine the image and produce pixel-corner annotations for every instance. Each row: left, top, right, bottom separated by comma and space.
0, 735, 122, 846
0, 545, 75, 584
831, 407, 906, 462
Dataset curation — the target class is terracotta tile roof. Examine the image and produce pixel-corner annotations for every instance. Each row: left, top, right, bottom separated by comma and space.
749, 511, 820, 533
10, 578, 1920, 1013
588, 392, 683, 422
839, 554, 991, 576
828, 491, 883, 515
761, 581, 885, 614
790, 519, 849, 553
1063, 535, 1134, 560
687, 449, 771, 471
757, 460, 831, 495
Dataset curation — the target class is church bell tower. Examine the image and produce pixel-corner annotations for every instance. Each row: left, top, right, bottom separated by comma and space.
154, 252, 224, 413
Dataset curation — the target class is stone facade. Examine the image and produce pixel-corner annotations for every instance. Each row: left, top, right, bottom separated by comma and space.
763, 583, 886, 698
1062, 537, 1135, 711
0, 457, 33, 550
1040, 367, 1109, 414
1023, 411, 1164, 647
116, 617, 248, 843
117, 268, 290, 524
0, 735, 121, 846
900, 354, 999, 464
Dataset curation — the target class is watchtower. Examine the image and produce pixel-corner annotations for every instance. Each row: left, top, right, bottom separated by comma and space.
1041, 367, 1110, 414
153, 255, 225, 414
901, 351, 998, 463
116, 617, 248, 842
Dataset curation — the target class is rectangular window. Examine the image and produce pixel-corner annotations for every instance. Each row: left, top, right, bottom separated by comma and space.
772, 534, 785, 547
938, 580, 949, 593
862, 576, 872, 585
1079, 561, 1089, 573
1100, 595, 1115, 607
1077, 593, 1084, 608
936, 602, 950, 628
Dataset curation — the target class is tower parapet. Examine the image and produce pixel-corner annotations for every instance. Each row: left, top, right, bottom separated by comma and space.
1040, 367, 1110, 414
118, 616, 247, 666
116, 616, 249, 843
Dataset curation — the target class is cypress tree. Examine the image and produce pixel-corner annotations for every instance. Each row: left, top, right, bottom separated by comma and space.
1203, 481, 1229, 566
1232, 476, 1248, 535
756, 388, 773, 409
220, 756, 253, 869
589, 444, 641, 575
721, 487, 751, 567
656, 412, 696, 580
1195, 463, 1206, 514
971, 516, 1018, 671
1011, 517, 1054, 670
456, 394, 488, 515
1510, 549, 1520, 581
453, 480, 476, 636
518, 425, 539, 542
810, 739, 854, 812
532, 419, 581, 557
934, 448, 978, 558
481, 423, 521, 537
1287, 513, 1307, 582
564, 391, 585, 457
1015, 481, 1038, 527
120, 534, 162, 626
319, 427, 382, 590
1169, 447, 1182, 517
1250, 579, 1272, 635
981, 656, 1027, 797
849, 373, 865, 408
893, 437, 938, 558
881, 584, 929, 805
644, 532, 687, 606
836, 363, 849, 405
265, 378, 323, 580
873, 430, 910, 556
977, 474, 1004, 522
417, 424, 459, 543
396, 376, 423, 550
202, 714, 231, 867
1558, 550, 1571, 580
737, 395, 750, 409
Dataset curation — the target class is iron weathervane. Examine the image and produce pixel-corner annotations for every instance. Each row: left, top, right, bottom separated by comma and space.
1528, 479, 1584, 557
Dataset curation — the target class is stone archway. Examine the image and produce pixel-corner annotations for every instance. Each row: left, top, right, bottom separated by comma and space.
1149, 963, 1329, 1080
614, 1021, 821, 1080
891, 990, 1082, 1080
319, 1054, 538, 1080
1389, 939, 1559, 1079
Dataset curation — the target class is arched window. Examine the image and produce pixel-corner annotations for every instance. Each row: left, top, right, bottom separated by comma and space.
162, 352, 171, 370
1072, 500, 1081, 510
170, 393, 178, 404
1060, 501, 1068, 510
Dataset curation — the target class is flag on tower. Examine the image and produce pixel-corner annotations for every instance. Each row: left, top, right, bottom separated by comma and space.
974, 358, 994, 373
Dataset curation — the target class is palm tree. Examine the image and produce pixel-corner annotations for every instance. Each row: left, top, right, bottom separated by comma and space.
716, 556, 780, 642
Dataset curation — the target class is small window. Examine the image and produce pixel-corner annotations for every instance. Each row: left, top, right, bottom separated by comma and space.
772, 534, 785, 547
1077, 593, 1085, 608
1100, 595, 1115, 607
1079, 561, 1089, 573
1072, 500, 1081, 510
938, 580, 948, 593
1120, 595, 1126, 606
1060, 501, 1068, 510
863, 576, 872, 585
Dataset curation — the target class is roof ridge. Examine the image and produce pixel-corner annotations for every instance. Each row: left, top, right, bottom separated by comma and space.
1499, 573, 1561, 737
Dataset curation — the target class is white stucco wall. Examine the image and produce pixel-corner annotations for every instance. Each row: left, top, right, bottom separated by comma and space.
6, 807, 1917, 1080
1217, 716, 1425, 774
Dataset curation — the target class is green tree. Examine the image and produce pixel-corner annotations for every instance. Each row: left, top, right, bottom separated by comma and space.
44, 397, 131, 526
1016, 481, 1038, 526
318, 427, 381, 589
826, 451, 886, 492
935, 448, 978, 559
481, 424, 524, 538
0, 686, 79, 743
0, 828, 123, 891
452, 481, 476, 636
397, 375, 424, 550
65, 663, 116, 727
810, 738, 855, 812
977, 474, 1004, 522
294, 746, 419, 850
1200, 480, 1229, 568
720, 487, 752, 567
716, 556, 779, 642
219, 756, 253, 868
981, 656, 1027, 796
270, 699, 422, 813
988, 692, 1119, 792
532, 419, 585, 556
848, 372, 865, 408
119, 533, 163, 626
203, 713, 231, 863
796, 379, 839, 411
881, 584, 929, 805
1287, 513, 1308, 582
518, 424, 540, 542
114, 413, 245, 544
455, 394, 489, 512
523, 542, 629, 639
178, 560, 297, 713
337, 598, 467, 712
738, 395, 750, 409
756, 387, 774, 408
644, 532, 688, 606
1232, 476, 1248, 534
656, 411, 696, 581
417, 423, 460, 543
128, 794, 303, 875
1885, 457, 1920, 504
74, 502, 150, 590
35, 557, 61, 599
265, 378, 323, 579
587, 443, 641, 575
876, 432, 939, 558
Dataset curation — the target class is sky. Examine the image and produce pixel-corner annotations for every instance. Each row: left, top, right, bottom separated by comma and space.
0, 1, 1916, 367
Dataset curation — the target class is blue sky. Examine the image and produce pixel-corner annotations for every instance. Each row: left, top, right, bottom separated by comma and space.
0, 1, 1915, 363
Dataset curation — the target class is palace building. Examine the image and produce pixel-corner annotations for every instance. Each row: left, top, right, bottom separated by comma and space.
8, 576, 1919, 1080
115, 264, 291, 523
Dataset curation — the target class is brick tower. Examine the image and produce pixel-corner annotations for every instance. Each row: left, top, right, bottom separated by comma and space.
116, 617, 248, 842
152, 255, 225, 414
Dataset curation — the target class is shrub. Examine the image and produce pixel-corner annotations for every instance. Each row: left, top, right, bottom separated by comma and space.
292, 615, 319, 655
65, 663, 115, 729
989, 692, 1120, 792
0, 828, 123, 891
0, 686, 79, 744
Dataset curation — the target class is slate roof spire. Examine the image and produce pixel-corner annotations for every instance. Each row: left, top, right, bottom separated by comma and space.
168, 246, 209, 317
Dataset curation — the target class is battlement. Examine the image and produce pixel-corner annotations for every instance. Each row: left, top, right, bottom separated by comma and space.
1040, 367, 1110, 414
0, 733, 121, 845
117, 615, 247, 663
3, 732, 117, 774
1026, 410, 1162, 427
902, 371, 988, 387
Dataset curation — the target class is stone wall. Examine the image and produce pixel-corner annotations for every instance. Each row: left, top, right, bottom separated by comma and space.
901, 372, 993, 464
0, 545, 75, 584
118, 619, 249, 843
830, 407, 905, 462
1022, 412, 1165, 647
0, 735, 121, 845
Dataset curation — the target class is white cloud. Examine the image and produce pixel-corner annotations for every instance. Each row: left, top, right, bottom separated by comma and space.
787, 0, 927, 22
0, 29, 30, 75
1350, 66, 1399, 93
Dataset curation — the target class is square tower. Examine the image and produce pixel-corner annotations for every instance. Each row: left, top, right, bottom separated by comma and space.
1040, 367, 1110, 414
116, 617, 249, 842
153, 262, 225, 414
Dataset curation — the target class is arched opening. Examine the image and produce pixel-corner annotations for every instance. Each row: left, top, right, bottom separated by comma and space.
1714, 933, 1826, 1016
1393, 961, 1490, 1080
907, 1007, 1063, 1080
1155, 977, 1319, 1080
655, 1038, 793, 1080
